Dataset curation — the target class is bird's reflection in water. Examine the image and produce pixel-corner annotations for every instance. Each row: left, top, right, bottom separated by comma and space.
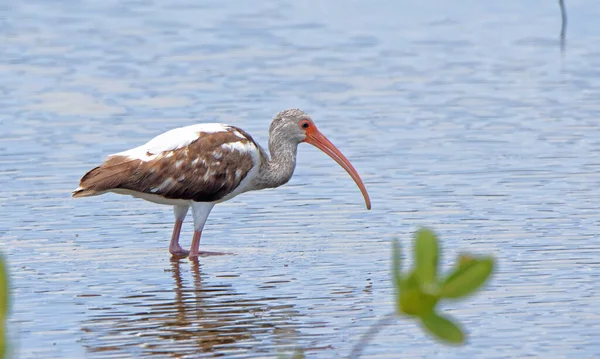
81, 259, 305, 357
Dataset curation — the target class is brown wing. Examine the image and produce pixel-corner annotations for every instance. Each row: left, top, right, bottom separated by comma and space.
74, 129, 259, 202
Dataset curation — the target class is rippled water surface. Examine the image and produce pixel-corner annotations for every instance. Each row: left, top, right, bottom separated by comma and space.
2, 0, 600, 358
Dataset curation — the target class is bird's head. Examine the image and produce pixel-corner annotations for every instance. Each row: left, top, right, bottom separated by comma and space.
270, 109, 371, 210
270, 108, 313, 143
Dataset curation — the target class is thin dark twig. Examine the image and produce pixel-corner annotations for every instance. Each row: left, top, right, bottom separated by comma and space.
348, 312, 397, 359
559, 0, 567, 51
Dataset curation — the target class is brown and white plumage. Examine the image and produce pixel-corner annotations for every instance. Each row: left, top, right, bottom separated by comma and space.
73, 109, 371, 259
73, 125, 263, 203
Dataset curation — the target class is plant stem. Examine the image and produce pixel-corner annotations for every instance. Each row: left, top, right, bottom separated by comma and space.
559, 0, 567, 51
348, 312, 397, 359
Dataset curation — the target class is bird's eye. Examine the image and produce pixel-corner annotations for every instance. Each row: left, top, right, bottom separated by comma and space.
301, 121, 310, 129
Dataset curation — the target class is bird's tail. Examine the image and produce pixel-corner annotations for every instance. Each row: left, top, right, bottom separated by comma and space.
72, 166, 105, 198
72, 157, 139, 198
72, 186, 100, 198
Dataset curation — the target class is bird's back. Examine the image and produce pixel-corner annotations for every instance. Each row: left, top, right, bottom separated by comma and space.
73, 123, 264, 203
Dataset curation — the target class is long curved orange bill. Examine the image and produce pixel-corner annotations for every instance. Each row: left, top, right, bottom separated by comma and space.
303, 129, 371, 210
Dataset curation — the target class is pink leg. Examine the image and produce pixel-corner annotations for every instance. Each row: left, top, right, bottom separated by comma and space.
188, 230, 229, 259
188, 202, 229, 259
169, 219, 189, 257
189, 230, 202, 258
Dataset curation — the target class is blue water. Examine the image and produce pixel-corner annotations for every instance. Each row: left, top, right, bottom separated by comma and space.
2, 0, 600, 358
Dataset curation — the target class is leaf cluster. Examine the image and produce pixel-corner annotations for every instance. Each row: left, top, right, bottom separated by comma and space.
0, 256, 8, 359
392, 228, 494, 344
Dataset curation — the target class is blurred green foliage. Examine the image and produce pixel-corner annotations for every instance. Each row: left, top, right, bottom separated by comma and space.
277, 349, 305, 359
393, 228, 494, 344
0, 255, 8, 359
350, 228, 496, 358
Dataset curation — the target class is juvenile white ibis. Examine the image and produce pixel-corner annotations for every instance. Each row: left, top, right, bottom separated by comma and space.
73, 109, 371, 258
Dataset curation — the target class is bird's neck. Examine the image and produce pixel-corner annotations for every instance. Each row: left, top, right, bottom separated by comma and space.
255, 137, 298, 189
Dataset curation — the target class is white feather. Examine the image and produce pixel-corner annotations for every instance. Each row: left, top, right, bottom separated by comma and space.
220, 141, 255, 154
150, 178, 175, 193
218, 142, 261, 202
114, 123, 232, 161
232, 130, 245, 139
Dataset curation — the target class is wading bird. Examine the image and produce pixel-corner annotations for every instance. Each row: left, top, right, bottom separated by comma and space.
73, 109, 371, 258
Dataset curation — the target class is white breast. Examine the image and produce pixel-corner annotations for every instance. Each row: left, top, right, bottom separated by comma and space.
217, 141, 262, 202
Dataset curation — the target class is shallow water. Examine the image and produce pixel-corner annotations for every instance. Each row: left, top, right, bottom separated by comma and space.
2, 0, 600, 358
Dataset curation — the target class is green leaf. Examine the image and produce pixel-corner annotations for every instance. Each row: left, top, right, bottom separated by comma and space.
440, 256, 494, 299
420, 312, 465, 344
0, 256, 7, 320
398, 273, 420, 316
458, 254, 474, 268
291, 351, 305, 359
398, 272, 438, 317
414, 228, 439, 288
392, 239, 403, 291
277, 349, 305, 359
0, 255, 8, 359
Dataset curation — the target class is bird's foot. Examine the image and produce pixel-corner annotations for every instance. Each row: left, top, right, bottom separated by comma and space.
169, 247, 190, 258
188, 250, 231, 259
